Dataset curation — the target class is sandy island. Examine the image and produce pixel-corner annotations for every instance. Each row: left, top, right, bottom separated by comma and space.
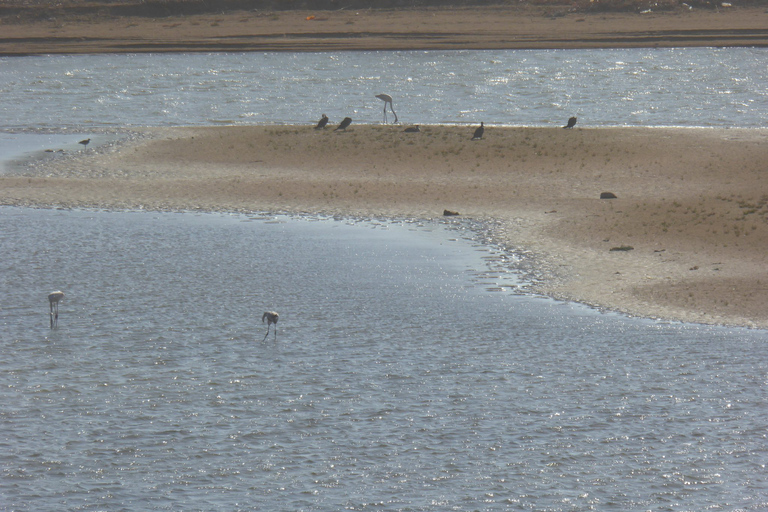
3, 125, 768, 329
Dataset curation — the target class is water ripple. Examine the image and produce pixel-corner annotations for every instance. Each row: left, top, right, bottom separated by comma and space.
0, 48, 766, 131
0, 207, 766, 510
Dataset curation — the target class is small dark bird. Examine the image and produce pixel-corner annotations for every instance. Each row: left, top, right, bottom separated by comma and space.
563, 117, 577, 129
78, 138, 91, 149
403, 125, 420, 133
315, 114, 329, 129
471, 122, 484, 140
335, 117, 352, 131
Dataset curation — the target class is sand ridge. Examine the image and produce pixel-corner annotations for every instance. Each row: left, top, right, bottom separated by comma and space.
3, 124, 768, 328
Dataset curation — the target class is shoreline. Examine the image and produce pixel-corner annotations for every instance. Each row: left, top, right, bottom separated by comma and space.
3, 125, 768, 330
1, 6, 768, 55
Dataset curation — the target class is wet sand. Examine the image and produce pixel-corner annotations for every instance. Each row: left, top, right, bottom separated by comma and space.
3, 125, 768, 328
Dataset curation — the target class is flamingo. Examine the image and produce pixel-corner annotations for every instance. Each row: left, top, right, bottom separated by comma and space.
48, 290, 64, 328
262, 311, 279, 340
375, 94, 398, 124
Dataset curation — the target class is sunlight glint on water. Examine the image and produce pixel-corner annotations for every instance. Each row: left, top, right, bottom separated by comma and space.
0, 48, 766, 130
1, 208, 767, 511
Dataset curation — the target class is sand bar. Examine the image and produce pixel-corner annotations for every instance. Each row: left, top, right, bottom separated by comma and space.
3, 125, 768, 328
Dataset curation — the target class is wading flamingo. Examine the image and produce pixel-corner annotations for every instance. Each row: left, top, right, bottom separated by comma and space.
48, 290, 64, 329
375, 94, 398, 124
262, 311, 279, 340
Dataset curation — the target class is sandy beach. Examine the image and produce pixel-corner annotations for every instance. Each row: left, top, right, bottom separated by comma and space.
3, 125, 768, 328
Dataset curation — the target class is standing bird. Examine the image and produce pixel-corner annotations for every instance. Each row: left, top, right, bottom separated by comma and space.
262, 311, 279, 340
471, 122, 484, 140
315, 114, 329, 129
48, 290, 64, 329
563, 116, 577, 129
335, 117, 352, 131
78, 138, 91, 150
375, 94, 398, 124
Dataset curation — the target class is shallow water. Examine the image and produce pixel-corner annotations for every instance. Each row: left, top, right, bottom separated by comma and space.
2, 207, 767, 511
0, 133, 89, 173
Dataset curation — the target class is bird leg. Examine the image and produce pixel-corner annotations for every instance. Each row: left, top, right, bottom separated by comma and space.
50, 303, 58, 328
262, 324, 278, 341
382, 102, 398, 124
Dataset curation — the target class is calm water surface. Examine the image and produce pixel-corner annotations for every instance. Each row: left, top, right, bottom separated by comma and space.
1, 207, 767, 511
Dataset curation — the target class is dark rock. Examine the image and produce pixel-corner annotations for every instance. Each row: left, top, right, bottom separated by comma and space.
600, 192, 617, 199
443, 209, 460, 216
